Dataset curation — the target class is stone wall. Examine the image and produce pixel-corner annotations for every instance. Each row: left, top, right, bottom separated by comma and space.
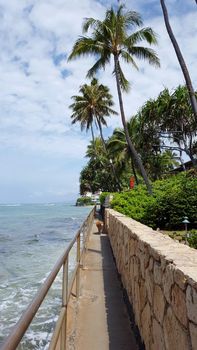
105, 209, 197, 350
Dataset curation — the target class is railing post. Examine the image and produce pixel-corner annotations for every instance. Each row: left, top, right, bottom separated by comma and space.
76, 234, 80, 298
61, 259, 68, 350
62, 260, 68, 307
60, 314, 66, 350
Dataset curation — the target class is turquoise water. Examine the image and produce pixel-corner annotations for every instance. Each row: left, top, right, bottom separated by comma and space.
0, 203, 91, 349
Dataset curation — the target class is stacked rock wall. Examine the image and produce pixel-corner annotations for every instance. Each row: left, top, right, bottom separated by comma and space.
105, 209, 197, 350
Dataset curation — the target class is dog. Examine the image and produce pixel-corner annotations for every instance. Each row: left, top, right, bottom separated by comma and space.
96, 220, 103, 234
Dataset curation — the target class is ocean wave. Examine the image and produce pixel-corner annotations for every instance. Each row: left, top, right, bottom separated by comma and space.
0, 204, 21, 207
0, 204, 90, 348
27, 239, 40, 244
0, 234, 11, 242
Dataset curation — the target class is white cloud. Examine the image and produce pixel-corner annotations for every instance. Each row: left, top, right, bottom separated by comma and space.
0, 0, 106, 158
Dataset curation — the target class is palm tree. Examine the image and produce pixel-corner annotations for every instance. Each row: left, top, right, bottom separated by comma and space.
158, 86, 197, 166
69, 78, 117, 146
160, 0, 197, 122
86, 137, 107, 166
68, 5, 160, 194
83, 137, 120, 192
108, 125, 139, 185
70, 78, 121, 190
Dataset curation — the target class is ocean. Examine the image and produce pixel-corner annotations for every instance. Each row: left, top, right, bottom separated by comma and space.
0, 203, 91, 349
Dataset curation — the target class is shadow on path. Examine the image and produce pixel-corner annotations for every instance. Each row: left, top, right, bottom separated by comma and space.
100, 234, 144, 350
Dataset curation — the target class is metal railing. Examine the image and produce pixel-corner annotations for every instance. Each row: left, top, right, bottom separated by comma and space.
0, 207, 95, 350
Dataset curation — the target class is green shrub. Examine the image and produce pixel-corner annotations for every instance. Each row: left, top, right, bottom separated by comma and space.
187, 230, 197, 249
76, 197, 94, 206
111, 170, 197, 230
111, 187, 155, 225
99, 192, 110, 205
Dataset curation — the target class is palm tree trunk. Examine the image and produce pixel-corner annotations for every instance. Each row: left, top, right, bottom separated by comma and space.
183, 141, 197, 167
90, 123, 95, 145
114, 55, 152, 194
160, 0, 197, 122
179, 151, 186, 171
96, 117, 121, 191
96, 118, 107, 151
131, 159, 139, 185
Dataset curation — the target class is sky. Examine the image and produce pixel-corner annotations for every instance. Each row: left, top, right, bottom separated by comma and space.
0, 0, 196, 203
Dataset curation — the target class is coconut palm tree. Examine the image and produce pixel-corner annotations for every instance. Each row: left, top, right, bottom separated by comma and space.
108, 124, 139, 185
160, 0, 197, 122
68, 5, 160, 194
70, 78, 121, 190
69, 78, 117, 146
82, 137, 120, 192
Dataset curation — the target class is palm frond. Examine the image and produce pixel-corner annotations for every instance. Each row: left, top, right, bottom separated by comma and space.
87, 55, 110, 78
129, 46, 160, 67
123, 10, 143, 28
114, 61, 130, 92
125, 27, 158, 47
82, 18, 102, 33
120, 50, 138, 70
68, 37, 102, 61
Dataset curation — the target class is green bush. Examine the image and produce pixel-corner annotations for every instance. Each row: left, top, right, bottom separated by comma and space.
111, 187, 155, 225
111, 170, 197, 230
187, 230, 197, 249
76, 197, 94, 206
99, 192, 110, 205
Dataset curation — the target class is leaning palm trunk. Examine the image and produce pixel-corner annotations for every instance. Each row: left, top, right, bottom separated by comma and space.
90, 123, 95, 145
96, 117, 121, 191
160, 0, 197, 122
131, 159, 139, 185
114, 56, 152, 194
96, 118, 107, 151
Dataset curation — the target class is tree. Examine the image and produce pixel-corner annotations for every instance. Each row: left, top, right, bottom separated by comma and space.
160, 0, 197, 122
68, 5, 160, 194
137, 86, 197, 167
108, 124, 139, 185
69, 78, 117, 145
69, 78, 121, 190
80, 138, 119, 193
158, 86, 197, 166
108, 119, 177, 181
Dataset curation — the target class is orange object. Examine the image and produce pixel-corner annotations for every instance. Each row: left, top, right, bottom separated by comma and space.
130, 177, 135, 189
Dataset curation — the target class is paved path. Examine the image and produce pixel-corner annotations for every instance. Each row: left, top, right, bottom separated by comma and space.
70, 220, 139, 350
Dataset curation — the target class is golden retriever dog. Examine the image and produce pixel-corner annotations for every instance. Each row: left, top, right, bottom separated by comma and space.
96, 220, 103, 234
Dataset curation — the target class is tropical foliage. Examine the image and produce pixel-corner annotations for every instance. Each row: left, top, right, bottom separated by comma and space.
79, 85, 196, 194
76, 197, 94, 206
68, 4, 160, 193
67, 4, 197, 236
110, 170, 197, 230
136, 86, 197, 166
69, 78, 117, 144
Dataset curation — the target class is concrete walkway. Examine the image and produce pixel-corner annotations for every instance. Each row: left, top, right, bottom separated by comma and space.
69, 220, 139, 350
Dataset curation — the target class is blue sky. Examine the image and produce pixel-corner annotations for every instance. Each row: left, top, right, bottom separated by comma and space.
0, 0, 196, 203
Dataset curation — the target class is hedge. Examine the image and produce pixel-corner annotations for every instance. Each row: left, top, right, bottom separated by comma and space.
110, 170, 197, 230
